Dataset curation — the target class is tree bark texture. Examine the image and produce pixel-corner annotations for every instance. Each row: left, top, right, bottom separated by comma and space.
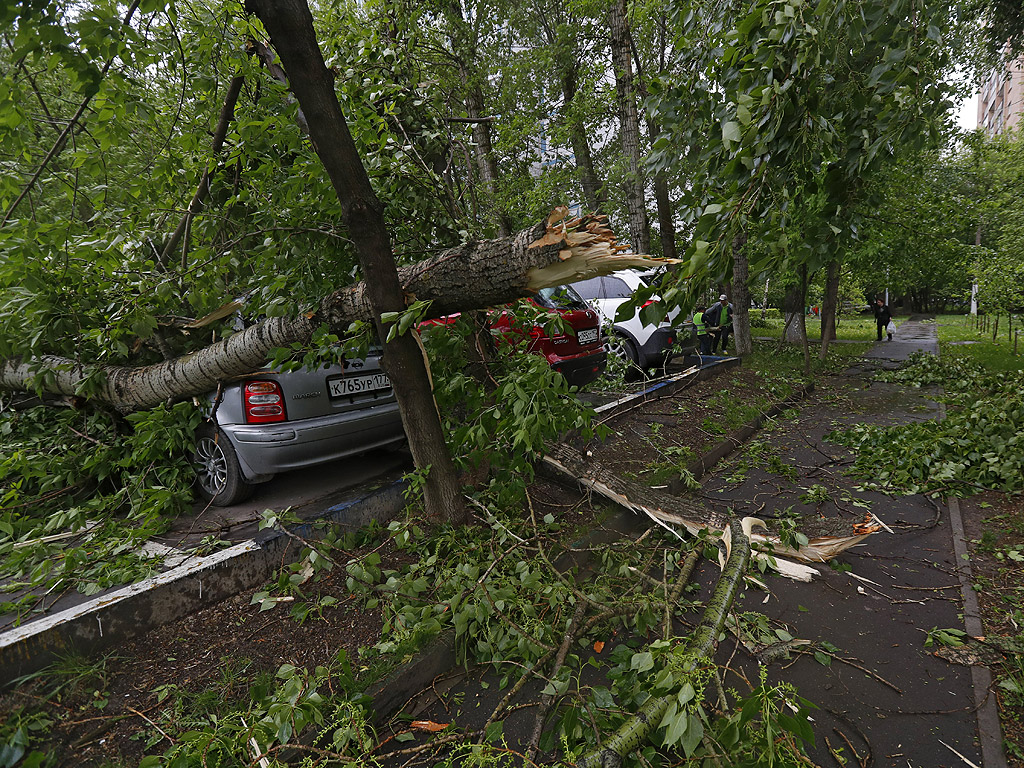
246, 0, 467, 524
731, 231, 751, 355
608, 0, 650, 254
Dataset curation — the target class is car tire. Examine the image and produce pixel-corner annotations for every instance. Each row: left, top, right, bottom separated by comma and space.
605, 333, 643, 381
193, 423, 256, 506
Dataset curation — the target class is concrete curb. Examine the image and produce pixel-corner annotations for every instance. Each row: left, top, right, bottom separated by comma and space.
0, 479, 408, 687
593, 356, 741, 420
685, 382, 814, 480
937, 400, 1008, 768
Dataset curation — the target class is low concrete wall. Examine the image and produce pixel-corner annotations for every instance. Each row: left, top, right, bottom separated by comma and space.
0, 479, 407, 686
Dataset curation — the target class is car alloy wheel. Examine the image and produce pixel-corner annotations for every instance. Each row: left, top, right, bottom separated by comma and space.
193, 424, 254, 506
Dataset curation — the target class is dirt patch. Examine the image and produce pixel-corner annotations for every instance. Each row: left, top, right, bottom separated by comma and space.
588, 365, 786, 487
959, 492, 1024, 766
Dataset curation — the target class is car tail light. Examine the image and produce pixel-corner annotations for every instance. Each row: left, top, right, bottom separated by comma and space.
243, 380, 286, 424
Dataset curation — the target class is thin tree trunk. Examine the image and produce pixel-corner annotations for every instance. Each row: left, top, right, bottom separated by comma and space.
731, 232, 751, 355
535, 3, 606, 213
643, 14, 675, 259
448, 1, 510, 237
818, 259, 840, 361
608, 0, 650, 254
160, 75, 245, 268
798, 266, 811, 378
464, 78, 510, 237
561, 73, 606, 212
247, 0, 467, 525
782, 279, 804, 344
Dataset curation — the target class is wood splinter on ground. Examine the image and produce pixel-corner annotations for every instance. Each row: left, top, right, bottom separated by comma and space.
542, 442, 881, 581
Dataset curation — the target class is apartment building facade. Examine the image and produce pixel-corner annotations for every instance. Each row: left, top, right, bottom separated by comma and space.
977, 54, 1024, 133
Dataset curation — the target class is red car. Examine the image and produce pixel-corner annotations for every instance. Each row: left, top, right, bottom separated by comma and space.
491, 285, 607, 388
425, 285, 607, 388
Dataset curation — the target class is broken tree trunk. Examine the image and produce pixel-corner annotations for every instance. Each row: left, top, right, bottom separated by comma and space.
542, 442, 878, 572
0, 209, 670, 412
574, 519, 751, 768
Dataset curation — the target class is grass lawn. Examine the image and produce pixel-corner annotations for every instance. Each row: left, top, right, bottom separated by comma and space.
752, 313, 881, 342
933, 313, 1024, 371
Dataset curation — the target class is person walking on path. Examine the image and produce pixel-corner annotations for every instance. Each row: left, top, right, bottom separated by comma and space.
706, 294, 733, 353
692, 306, 713, 355
873, 297, 892, 341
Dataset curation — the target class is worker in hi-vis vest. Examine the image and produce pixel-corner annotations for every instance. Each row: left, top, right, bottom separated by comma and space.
692, 306, 714, 355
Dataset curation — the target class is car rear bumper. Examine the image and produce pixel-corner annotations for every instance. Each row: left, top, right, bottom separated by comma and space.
551, 350, 607, 388
635, 326, 697, 365
220, 402, 406, 479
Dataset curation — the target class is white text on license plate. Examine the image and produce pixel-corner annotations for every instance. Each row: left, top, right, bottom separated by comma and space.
328, 373, 391, 398
577, 328, 599, 344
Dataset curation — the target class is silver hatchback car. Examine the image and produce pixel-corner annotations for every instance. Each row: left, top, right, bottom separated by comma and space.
193, 353, 406, 506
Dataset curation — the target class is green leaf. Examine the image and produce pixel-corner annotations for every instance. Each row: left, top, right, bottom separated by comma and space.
630, 651, 654, 672
680, 712, 704, 755
722, 121, 742, 146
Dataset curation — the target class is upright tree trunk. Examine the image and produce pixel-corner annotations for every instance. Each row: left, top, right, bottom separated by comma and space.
731, 232, 751, 355
649, 117, 676, 261
448, 1, 510, 237
464, 79, 510, 237
646, 14, 676, 259
247, 0, 468, 525
818, 259, 840, 361
797, 266, 811, 378
560, 72, 606, 213
608, 0, 650, 253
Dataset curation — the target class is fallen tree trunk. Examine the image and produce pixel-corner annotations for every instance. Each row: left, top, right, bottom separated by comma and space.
574, 518, 751, 768
0, 209, 668, 413
542, 442, 878, 573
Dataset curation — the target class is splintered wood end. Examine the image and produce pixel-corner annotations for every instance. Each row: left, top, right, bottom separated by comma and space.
546, 206, 570, 227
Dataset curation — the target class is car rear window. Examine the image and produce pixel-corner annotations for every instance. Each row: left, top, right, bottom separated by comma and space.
572, 276, 633, 300
534, 284, 589, 311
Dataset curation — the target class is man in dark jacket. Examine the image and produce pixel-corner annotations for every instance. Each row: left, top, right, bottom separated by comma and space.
706, 294, 732, 353
873, 298, 892, 341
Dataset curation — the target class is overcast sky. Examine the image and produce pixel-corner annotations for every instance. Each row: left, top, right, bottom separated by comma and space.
957, 93, 978, 130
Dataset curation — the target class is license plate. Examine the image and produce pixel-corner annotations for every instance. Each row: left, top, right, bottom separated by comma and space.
328, 373, 391, 398
577, 328, 599, 344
